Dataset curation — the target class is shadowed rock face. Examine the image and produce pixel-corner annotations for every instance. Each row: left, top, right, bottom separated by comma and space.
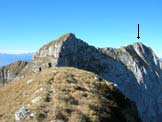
18, 33, 162, 122
0, 61, 28, 86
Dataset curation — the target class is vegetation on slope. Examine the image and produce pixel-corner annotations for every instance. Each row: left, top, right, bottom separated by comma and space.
0, 67, 141, 122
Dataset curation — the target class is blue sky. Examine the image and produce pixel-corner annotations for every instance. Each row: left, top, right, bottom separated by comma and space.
0, 0, 162, 57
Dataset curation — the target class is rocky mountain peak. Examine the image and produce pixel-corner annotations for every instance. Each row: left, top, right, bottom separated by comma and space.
117, 42, 160, 69
134, 42, 160, 67
59, 32, 76, 40
132, 42, 144, 47
48, 32, 76, 46
33, 32, 82, 59
20, 33, 91, 77
122, 42, 148, 55
131, 42, 150, 54
16, 33, 162, 122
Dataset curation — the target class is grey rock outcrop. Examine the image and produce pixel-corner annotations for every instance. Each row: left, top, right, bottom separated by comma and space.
0, 61, 28, 86
15, 106, 30, 122
19, 33, 110, 76
19, 33, 162, 122
15, 106, 36, 122
98, 43, 162, 122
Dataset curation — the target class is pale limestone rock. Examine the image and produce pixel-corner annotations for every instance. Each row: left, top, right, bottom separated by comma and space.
15, 106, 31, 121
31, 96, 41, 103
30, 112, 36, 118
0, 61, 28, 86
17, 33, 162, 122
26, 79, 33, 84
35, 87, 47, 94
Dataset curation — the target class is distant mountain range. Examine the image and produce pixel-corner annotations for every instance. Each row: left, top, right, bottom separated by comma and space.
0, 53, 32, 67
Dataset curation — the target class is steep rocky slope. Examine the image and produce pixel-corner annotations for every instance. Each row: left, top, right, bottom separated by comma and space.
17, 33, 162, 122
0, 61, 28, 86
0, 67, 141, 122
99, 43, 162, 122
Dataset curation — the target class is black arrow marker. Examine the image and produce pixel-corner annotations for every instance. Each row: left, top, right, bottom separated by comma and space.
137, 24, 140, 39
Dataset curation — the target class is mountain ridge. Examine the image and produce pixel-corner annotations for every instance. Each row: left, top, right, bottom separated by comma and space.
0, 67, 141, 122
1, 33, 162, 122
17, 32, 162, 122
0, 61, 28, 86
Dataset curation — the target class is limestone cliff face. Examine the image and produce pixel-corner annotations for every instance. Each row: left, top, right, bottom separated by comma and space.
98, 43, 162, 122
19, 33, 162, 122
0, 61, 28, 86
19, 33, 102, 77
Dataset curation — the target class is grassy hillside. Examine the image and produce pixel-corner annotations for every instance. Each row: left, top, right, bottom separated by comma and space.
0, 67, 141, 122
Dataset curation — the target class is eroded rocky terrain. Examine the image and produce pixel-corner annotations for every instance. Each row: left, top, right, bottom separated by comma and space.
0, 61, 28, 86
1, 33, 162, 122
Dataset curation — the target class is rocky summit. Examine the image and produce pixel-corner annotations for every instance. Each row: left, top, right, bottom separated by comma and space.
1, 33, 162, 122
0, 61, 28, 86
99, 43, 162, 122
16, 33, 162, 122
0, 67, 141, 122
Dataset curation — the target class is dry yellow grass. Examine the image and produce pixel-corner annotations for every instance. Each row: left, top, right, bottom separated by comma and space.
0, 67, 141, 122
